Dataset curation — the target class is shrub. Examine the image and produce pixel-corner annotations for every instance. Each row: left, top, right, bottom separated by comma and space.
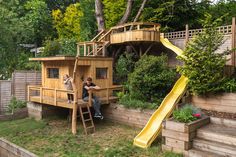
42, 38, 77, 57
128, 55, 176, 102
173, 105, 201, 123
7, 97, 26, 114
115, 53, 136, 84
42, 38, 61, 57
177, 14, 229, 95
117, 93, 159, 109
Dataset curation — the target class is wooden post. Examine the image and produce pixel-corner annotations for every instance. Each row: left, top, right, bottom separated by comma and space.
54, 89, 57, 106
27, 86, 30, 101
93, 43, 95, 56
77, 44, 80, 56
232, 17, 235, 66
88, 90, 92, 107
185, 24, 189, 47
72, 90, 78, 135
84, 43, 86, 56
40, 87, 43, 103
106, 88, 109, 104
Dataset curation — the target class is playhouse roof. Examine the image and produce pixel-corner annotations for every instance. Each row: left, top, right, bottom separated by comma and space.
29, 56, 113, 61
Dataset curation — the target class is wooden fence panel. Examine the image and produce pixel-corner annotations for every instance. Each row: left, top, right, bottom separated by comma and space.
0, 81, 12, 114
0, 71, 41, 115
12, 71, 41, 101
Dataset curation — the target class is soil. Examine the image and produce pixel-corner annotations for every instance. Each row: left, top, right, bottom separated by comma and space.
202, 109, 236, 120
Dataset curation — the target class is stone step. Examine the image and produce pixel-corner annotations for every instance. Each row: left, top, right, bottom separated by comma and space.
197, 124, 236, 146
193, 138, 236, 157
187, 148, 224, 157
210, 117, 236, 128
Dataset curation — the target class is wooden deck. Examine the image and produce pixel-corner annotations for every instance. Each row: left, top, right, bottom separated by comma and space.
29, 95, 119, 109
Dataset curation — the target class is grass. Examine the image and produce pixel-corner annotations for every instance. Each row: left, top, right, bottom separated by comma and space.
0, 117, 182, 157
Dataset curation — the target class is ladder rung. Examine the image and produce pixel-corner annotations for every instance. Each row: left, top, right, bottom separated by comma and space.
82, 111, 89, 114
86, 126, 94, 129
84, 119, 92, 122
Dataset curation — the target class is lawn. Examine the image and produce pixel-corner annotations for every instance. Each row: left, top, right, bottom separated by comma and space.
0, 117, 182, 157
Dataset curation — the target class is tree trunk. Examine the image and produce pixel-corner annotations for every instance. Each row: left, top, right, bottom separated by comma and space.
117, 0, 133, 25
95, 0, 105, 32
133, 0, 148, 22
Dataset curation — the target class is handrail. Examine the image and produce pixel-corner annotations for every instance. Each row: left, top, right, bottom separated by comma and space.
111, 22, 160, 30
87, 85, 124, 106
91, 29, 106, 42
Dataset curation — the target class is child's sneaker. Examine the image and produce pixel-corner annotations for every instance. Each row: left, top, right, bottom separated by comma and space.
94, 113, 103, 120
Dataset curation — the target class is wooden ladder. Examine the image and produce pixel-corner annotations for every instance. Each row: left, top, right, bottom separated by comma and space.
79, 105, 95, 135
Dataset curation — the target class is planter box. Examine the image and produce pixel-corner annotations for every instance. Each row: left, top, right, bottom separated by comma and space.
0, 108, 28, 121
162, 116, 210, 154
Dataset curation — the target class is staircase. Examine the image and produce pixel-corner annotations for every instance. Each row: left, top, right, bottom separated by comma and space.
188, 117, 236, 157
77, 29, 112, 56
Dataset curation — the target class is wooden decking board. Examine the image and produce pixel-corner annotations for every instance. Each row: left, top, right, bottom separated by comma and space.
187, 148, 224, 157
193, 138, 236, 156
197, 124, 236, 146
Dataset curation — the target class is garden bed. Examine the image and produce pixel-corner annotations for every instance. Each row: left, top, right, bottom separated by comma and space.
0, 108, 28, 121
162, 116, 210, 154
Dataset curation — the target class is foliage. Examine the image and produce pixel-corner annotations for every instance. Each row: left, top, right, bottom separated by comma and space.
52, 3, 82, 40
79, 0, 97, 41
218, 77, 236, 93
173, 105, 200, 123
42, 38, 77, 56
128, 55, 176, 102
23, 0, 55, 45
118, 92, 159, 109
103, 0, 142, 28
177, 14, 227, 95
7, 97, 27, 114
209, 0, 236, 25
115, 53, 136, 84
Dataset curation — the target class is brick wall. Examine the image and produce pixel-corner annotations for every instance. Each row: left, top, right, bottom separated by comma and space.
102, 103, 155, 128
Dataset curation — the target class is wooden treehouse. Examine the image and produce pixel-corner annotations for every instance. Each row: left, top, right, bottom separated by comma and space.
28, 22, 161, 134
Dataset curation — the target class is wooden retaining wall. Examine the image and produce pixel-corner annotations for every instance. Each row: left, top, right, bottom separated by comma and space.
191, 93, 236, 114
0, 108, 28, 121
102, 103, 154, 128
0, 138, 37, 157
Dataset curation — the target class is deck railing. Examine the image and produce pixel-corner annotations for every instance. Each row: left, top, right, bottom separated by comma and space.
28, 85, 124, 107
28, 86, 75, 106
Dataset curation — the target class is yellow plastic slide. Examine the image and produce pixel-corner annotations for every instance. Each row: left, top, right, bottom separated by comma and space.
133, 37, 188, 148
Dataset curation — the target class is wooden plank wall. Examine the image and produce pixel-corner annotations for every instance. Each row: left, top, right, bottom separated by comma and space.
0, 81, 12, 114
12, 71, 41, 101
191, 93, 236, 114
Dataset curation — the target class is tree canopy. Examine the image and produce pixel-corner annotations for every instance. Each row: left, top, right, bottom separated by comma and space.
0, 0, 235, 79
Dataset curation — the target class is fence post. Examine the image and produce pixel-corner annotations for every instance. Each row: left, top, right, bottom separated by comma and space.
185, 24, 189, 47
232, 17, 236, 67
